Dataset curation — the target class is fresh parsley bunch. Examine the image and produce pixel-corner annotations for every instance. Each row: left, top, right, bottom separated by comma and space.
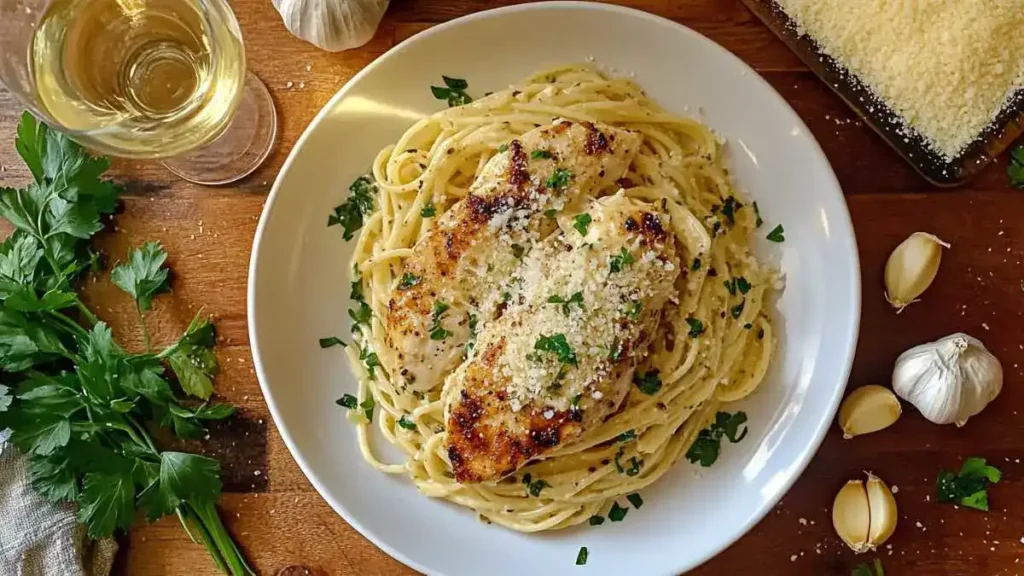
0, 113, 252, 575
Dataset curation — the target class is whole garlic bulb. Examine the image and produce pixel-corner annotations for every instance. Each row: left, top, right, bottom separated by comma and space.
273, 0, 389, 52
892, 333, 1002, 426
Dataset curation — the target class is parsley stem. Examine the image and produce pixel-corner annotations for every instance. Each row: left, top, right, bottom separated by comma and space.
136, 305, 152, 353
74, 300, 99, 326
187, 500, 255, 575
44, 310, 88, 339
178, 504, 231, 574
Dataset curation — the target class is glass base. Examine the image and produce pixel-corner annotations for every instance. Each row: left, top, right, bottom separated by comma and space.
161, 71, 277, 185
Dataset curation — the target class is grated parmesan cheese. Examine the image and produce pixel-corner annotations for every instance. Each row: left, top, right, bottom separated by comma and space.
775, 0, 1024, 160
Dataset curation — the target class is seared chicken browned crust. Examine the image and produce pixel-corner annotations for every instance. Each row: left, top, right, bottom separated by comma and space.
379, 121, 642, 395
443, 194, 681, 483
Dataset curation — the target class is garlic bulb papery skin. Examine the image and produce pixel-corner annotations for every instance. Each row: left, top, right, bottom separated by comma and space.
892, 333, 1002, 427
272, 0, 389, 52
884, 232, 949, 311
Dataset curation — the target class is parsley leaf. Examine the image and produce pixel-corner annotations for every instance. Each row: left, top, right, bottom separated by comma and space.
398, 272, 421, 290
511, 243, 526, 259
543, 208, 557, 219
609, 248, 634, 273
1008, 145, 1024, 188
498, 142, 509, 153
527, 478, 549, 497
546, 291, 584, 316
398, 415, 417, 430
753, 201, 764, 227
534, 333, 578, 366
626, 493, 643, 509
691, 258, 701, 271
633, 370, 661, 395
429, 300, 452, 341
617, 429, 637, 443
111, 242, 170, 313
766, 224, 785, 242
626, 300, 642, 319
78, 468, 136, 538
608, 501, 628, 522
576, 547, 588, 566
685, 411, 749, 467
349, 301, 373, 328
318, 337, 346, 348
328, 174, 377, 241
573, 213, 592, 236
531, 150, 553, 159
936, 457, 1001, 511
686, 317, 705, 338
588, 515, 604, 526
431, 76, 473, 107
165, 314, 217, 400
720, 196, 742, 225
545, 168, 572, 190
336, 394, 358, 409
420, 202, 436, 218
731, 300, 745, 319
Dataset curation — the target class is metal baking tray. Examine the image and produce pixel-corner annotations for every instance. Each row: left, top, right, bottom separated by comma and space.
742, 0, 1024, 187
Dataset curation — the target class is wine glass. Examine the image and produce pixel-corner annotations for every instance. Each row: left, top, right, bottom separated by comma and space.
0, 0, 277, 185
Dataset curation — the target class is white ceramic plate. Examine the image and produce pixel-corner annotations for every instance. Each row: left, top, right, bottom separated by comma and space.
248, 3, 860, 574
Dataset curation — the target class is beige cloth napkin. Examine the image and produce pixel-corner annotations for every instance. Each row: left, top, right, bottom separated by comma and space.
0, 432, 118, 576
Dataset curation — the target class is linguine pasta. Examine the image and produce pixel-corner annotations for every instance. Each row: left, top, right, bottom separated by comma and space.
340, 65, 777, 532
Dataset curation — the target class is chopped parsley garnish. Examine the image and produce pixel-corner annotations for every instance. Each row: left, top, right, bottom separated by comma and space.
511, 243, 526, 259
685, 411, 749, 467
691, 258, 701, 271
329, 174, 377, 240
720, 196, 742, 224
608, 501, 629, 522
547, 291, 584, 316
613, 446, 643, 476
360, 397, 375, 422
744, 322, 753, 330
420, 202, 437, 218
731, 300, 745, 319
350, 275, 364, 302
576, 546, 588, 566
626, 493, 643, 509
607, 340, 624, 362
498, 142, 509, 153
526, 477, 549, 497
534, 333, 578, 366
545, 168, 572, 190
349, 301, 373, 328
543, 208, 557, 219
429, 301, 453, 341
851, 559, 884, 576
1008, 145, 1024, 188
937, 457, 1001, 511
431, 75, 473, 107
318, 337, 346, 348
570, 393, 581, 406
753, 201, 764, 227
398, 415, 417, 430
573, 213, 592, 236
609, 248, 635, 273
531, 150, 553, 159
588, 516, 605, 526
501, 291, 512, 302
766, 224, 785, 242
711, 221, 721, 236
724, 276, 752, 295
359, 346, 380, 379
633, 370, 662, 395
617, 429, 637, 443
398, 272, 421, 290
686, 317, 705, 338
626, 300, 642, 319
336, 394, 358, 409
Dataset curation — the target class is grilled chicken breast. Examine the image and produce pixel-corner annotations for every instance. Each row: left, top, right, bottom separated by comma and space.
443, 193, 681, 483
380, 121, 642, 395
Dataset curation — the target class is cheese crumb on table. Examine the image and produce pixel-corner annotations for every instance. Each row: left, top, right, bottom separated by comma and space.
774, 0, 1024, 160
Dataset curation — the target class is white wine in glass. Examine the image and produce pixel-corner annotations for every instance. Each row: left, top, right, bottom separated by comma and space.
1, 0, 276, 185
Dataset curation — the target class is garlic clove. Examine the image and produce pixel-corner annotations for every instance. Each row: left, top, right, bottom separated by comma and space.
865, 473, 898, 546
884, 232, 949, 311
838, 385, 902, 438
832, 479, 872, 553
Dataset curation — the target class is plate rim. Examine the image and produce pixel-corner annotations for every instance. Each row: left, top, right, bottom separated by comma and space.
247, 2, 862, 574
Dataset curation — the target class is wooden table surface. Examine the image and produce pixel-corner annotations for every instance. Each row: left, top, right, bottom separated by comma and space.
2, 1, 1023, 575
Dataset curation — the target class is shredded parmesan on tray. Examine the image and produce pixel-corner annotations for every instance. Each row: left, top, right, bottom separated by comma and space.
775, 0, 1024, 160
